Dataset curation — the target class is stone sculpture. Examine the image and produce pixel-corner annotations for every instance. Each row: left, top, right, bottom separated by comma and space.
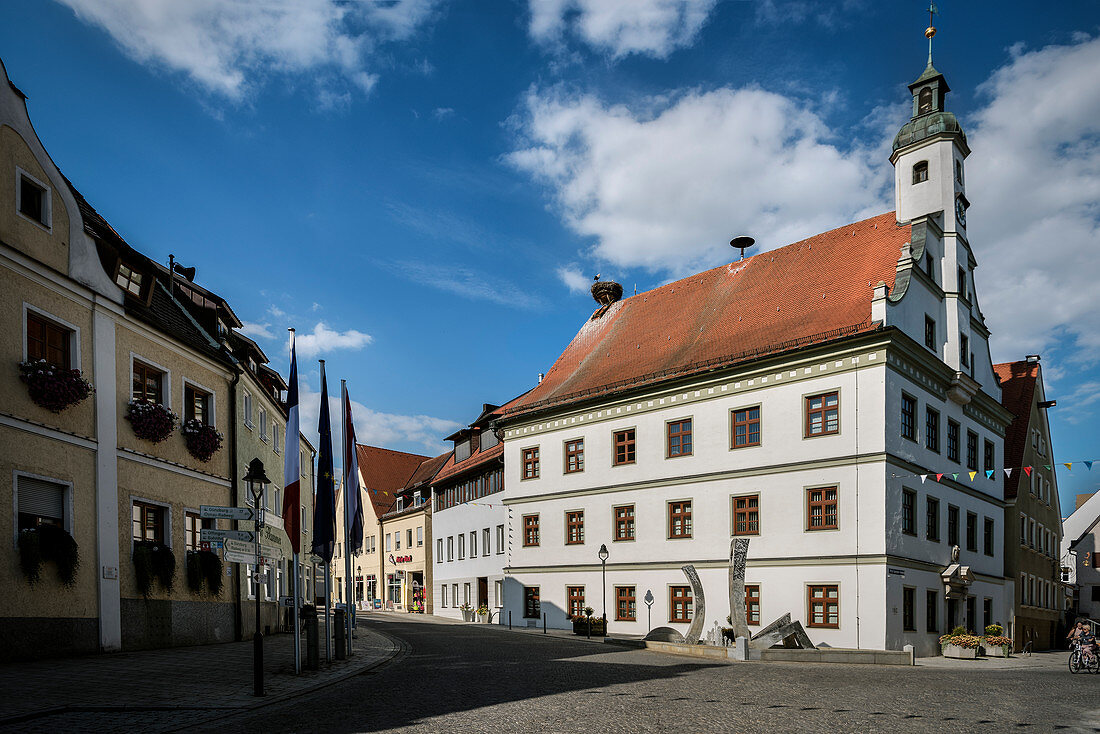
728, 538, 750, 640
749, 612, 816, 650
643, 626, 686, 643
681, 564, 706, 644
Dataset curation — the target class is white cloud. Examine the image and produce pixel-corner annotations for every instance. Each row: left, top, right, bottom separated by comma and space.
293, 322, 374, 357
268, 304, 288, 319
507, 85, 886, 276
557, 264, 591, 293
238, 321, 275, 340
528, 0, 717, 59
298, 386, 461, 457
392, 260, 544, 309
55, 0, 438, 101
965, 35, 1100, 367
433, 107, 455, 120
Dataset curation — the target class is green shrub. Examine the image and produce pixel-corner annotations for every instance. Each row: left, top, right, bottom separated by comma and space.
984, 623, 1003, 636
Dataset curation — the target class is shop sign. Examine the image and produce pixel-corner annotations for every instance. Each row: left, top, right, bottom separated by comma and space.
388, 554, 413, 564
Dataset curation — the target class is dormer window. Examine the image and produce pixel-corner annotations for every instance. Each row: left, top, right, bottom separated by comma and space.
918, 87, 933, 114
480, 429, 499, 451
16, 168, 51, 230
912, 161, 928, 184
455, 439, 471, 462
116, 263, 143, 297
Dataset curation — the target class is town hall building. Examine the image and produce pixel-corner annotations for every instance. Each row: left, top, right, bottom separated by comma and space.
498, 53, 1013, 656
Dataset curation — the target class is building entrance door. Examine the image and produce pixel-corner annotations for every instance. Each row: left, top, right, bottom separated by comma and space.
478, 577, 488, 608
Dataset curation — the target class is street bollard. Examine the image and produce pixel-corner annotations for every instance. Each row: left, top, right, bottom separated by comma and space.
334, 608, 347, 661
543, 612, 547, 634
587, 616, 591, 639
303, 605, 319, 671
508, 611, 512, 630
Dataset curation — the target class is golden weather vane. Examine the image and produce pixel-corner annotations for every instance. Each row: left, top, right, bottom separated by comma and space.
925, 1, 938, 65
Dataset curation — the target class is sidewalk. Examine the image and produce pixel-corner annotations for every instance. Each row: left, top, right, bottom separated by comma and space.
0, 623, 399, 728
363, 609, 641, 645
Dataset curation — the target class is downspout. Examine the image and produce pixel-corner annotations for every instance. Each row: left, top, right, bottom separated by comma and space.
229, 364, 243, 642
854, 363, 861, 649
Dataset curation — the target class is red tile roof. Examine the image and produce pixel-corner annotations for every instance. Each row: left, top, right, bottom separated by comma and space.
355, 444, 431, 518
431, 442, 504, 485
993, 360, 1039, 499
404, 452, 451, 491
504, 212, 909, 418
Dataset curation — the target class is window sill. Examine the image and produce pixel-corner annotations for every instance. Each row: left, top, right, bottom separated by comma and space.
667, 535, 693, 540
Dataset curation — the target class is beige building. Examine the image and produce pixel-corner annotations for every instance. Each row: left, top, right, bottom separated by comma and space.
1, 57, 241, 657
994, 357, 1064, 650
0, 57, 316, 658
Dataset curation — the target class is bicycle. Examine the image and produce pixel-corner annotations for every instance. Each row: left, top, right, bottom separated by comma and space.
1068, 642, 1099, 674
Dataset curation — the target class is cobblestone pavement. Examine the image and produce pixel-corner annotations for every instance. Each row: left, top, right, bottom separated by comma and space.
5, 613, 1099, 733
0, 622, 397, 733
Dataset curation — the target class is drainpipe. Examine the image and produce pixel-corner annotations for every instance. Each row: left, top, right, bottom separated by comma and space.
229, 364, 243, 642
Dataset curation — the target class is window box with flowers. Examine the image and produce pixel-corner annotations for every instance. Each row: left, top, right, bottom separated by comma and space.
132, 540, 176, 596
185, 549, 224, 595
18, 524, 80, 587
980, 624, 1012, 657
18, 359, 93, 413
126, 400, 178, 443
182, 419, 224, 462
939, 627, 981, 659
476, 605, 490, 623
570, 607, 606, 636
460, 603, 474, 622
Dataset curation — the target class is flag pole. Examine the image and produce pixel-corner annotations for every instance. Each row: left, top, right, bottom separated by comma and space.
320, 359, 332, 664
324, 561, 332, 662
341, 380, 354, 656
286, 328, 301, 675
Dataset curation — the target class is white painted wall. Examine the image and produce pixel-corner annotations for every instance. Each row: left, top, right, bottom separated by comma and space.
433, 499, 508, 620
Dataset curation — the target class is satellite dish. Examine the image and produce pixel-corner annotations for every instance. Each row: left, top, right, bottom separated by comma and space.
730, 236, 755, 261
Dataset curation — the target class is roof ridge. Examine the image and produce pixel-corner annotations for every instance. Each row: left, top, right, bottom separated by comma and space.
356, 443, 432, 461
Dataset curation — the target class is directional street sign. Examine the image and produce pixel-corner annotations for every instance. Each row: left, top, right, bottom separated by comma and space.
202, 528, 255, 544
258, 525, 285, 548
265, 512, 284, 531
260, 544, 284, 561
199, 540, 224, 552
200, 505, 255, 521
224, 550, 260, 565
224, 539, 257, 554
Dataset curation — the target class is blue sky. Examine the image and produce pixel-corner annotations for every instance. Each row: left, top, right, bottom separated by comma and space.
2, 1, 1098, 513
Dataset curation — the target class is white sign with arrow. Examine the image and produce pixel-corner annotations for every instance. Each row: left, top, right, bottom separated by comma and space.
200, 505, 255, 521
202, 528, 255, 544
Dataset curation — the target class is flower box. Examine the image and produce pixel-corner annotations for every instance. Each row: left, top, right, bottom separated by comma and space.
571, 617, 606, 636
18, 360, 93, 412
461, 608, 474, 622
126, 401, 178, 443
476, 612, 489, 623
981, 634, 1013, 657
943, 644, 977, 659
182, 419, 223, 462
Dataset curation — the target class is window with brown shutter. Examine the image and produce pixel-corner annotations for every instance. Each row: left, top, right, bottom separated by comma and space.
746, 584, 760, 625
731, 407, 760, 448
616, 586, 636, 621
807, 487, 838, 530
184, 384, 211, 425
565, 511, 584, 545
567, 586, 585, 618
523, 514, 540, 547
732, 495, 759, 536
668, 500, 692, 539
808, 584, 839, 628
564, 439, 584, 473
805, 392, 839, 436
613, 429, 636, 465
132, 501, 165, 543
26, 313, 71, 369
613, 504, 635, 541
670, 586, 692, 623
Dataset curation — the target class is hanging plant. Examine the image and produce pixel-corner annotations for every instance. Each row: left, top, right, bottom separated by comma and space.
133, 540, 176, 595
185, 549, 223, 595
126, 400, 178, 443
18, 525, 80, 586
19, 359, 93, 412
181, 419, 223, 462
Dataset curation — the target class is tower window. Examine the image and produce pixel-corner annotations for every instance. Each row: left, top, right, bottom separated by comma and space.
912, 161, 929, 184
955, 160, 963, 184
918, 87, 933, 114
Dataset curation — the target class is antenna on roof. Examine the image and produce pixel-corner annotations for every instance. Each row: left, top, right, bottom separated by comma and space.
730, 236, 755, 261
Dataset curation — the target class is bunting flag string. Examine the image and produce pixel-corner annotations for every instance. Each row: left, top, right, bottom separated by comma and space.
884, 457, 1097, 484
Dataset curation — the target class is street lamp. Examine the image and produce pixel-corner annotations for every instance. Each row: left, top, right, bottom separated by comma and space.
245, 457, 271, 697
598, 544, 609, 622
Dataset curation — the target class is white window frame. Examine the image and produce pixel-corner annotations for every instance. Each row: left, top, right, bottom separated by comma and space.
494, 579, 504, 607
129, 352, 172, 408
130, 495, 172, 549
259, 407, 269, 442
273, 425, 282, 454
12, 470, 75, 545
15, 166, 52, 232
181, 377, 217, 428
243, 390, 254, 429
22, 303, 81, 369
437, 538, 443, 562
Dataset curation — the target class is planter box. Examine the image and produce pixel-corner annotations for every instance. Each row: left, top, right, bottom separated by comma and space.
571, 617, 607, 636
942, 644, 978, 659
981, 644, 1011, 658
461, 609, 474, 622
476, 612, 489, 623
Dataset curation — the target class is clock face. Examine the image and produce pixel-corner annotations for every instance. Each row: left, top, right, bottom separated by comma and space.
955, 198, 967, 227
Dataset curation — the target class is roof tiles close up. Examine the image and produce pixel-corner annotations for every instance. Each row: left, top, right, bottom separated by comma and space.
505, 212, 910, 418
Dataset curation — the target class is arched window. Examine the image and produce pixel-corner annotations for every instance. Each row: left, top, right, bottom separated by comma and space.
918, 87, 933, 114
912, 161, 929, 184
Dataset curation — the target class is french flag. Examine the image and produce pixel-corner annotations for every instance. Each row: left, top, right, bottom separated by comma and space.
282, 330, 301, 553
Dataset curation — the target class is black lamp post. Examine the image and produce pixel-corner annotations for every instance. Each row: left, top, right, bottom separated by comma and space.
245, 457, 271, 697
598, 544, 609, 622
